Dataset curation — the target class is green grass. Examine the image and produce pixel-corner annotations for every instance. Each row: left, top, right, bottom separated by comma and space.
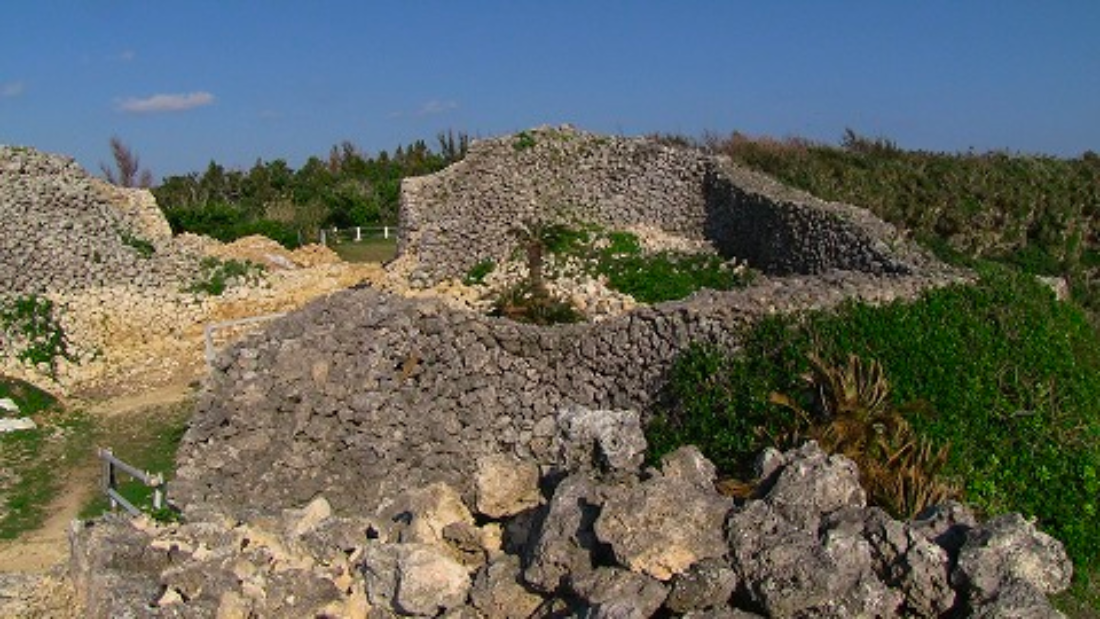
0, 377, 94, 538
330, 237, 398, 263
649, 264, 1100, 573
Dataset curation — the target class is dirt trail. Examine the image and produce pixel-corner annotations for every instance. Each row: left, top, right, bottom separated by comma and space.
0, 381, 195, 574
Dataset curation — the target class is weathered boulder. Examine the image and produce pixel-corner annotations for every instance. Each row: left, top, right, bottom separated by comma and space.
381, 482, 475, 547
665, 558, 739, 614
756, 440, 866, 530
594, 447, 730, 581
727, 500, 900, 617
572, 566, 668, 618
468, 555, 544, 619
953, 513, 1073, 616
362, 541, 471, 616
523, 474, 608, 593
68, 515, 167, 618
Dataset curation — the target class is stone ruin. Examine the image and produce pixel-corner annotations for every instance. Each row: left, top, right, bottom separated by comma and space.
55, 128, 1074, 616
0, 145, 202, 295
393, 125, 944, 286
0, 146, 380, 396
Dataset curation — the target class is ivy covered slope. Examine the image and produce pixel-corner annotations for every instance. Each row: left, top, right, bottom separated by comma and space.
706, 131, 1100, 318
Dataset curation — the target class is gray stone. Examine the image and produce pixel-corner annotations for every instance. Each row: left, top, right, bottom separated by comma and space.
469, 555, 545, 619
572, 566, 668, 618
362, 542, 471, 616
553, 406, 647, 476
523, 475, 606, 593
758, 441, 866, 530
953, 513, 1073, 606
665, 558, 738, 613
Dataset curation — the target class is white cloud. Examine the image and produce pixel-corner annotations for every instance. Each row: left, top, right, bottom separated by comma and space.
390, 99, 459, 119
118, 91, 215, 114
117, 50, 136, 62
417, 99, 458, 116
1, 81, 25, 98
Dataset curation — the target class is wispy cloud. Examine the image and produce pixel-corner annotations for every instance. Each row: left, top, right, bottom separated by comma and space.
117, 91, 215, 114
390, 99, 459, 118
116, 50, 136, 62
417, 99, 458, 116
1, 81, 25, 98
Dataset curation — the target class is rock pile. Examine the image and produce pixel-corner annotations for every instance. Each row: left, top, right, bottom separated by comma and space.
394, 125, 945, 286
71, 414, 1072, 617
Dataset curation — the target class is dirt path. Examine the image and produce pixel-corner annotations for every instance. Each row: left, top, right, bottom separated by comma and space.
0, 381, 195, 574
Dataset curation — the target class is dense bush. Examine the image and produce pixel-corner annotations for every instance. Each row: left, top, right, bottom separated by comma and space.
543, 224, 755, 303
164, 203, 301, 249
649, 265, 1100, 569
154, 132, 469, 247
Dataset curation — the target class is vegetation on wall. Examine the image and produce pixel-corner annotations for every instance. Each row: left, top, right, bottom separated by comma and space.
183, 258, 266, 296
153, 131, 469, 248
0, 295, 76, 377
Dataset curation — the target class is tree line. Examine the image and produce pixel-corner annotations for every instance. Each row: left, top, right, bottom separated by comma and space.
146, 131, 469, 248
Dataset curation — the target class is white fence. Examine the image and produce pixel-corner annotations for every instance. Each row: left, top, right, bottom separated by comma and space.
318, 225, 397, 246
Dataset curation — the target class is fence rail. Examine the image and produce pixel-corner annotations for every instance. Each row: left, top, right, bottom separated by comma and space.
319, 225, 397, 246
99, 448, 165, 516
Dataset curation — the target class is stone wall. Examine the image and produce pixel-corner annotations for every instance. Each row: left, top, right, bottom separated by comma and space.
0, 145, 198, 295
174, 267, 967, 516
395, 125, 938, 285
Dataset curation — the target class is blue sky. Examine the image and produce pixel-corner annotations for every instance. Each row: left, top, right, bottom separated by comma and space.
2, 2, 1098, 180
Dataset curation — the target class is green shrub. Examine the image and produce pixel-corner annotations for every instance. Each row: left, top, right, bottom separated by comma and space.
118, 229, 155, 258
185, 258, 266, 296
463, 259, 496, 286
164, 204, 300, 249
600, 251, 752, 303
0, 295, 76, 377
491, 280, 583, 325
651, 265, 1100, 569
513, 131, 537, 151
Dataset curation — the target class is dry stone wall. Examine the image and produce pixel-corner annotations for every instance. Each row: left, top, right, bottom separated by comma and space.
174, 268, 967, 517
395, 125, 940, 285
0, 146, 201, 295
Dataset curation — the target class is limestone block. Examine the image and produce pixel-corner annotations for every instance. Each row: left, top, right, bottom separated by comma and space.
594, 447, 730, 581
473, 452, 541, 519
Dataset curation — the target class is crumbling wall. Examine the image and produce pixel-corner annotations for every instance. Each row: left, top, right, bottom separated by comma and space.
0, 146, 199, 295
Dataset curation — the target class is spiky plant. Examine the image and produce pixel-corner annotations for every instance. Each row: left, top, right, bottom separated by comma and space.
769, 353, 959, 518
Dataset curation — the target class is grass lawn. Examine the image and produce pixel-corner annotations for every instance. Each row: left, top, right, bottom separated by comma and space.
0, 378, 94, 538
330, 237, 398, 263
